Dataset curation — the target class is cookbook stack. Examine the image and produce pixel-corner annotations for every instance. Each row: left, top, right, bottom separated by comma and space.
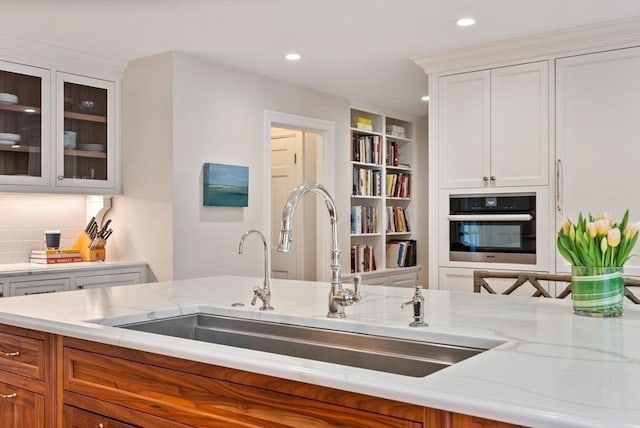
30, 249, 82, 264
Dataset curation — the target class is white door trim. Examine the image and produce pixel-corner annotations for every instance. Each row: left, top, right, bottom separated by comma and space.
264, 110, 335, 282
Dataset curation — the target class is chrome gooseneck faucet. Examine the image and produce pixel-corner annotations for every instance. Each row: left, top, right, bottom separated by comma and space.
277, 182, 360, 318
238, 229, 273, 310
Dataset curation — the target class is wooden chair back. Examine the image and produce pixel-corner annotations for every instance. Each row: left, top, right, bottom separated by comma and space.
473, 270, 640, 303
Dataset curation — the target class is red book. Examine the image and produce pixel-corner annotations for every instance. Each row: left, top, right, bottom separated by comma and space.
30, 256, 83, 264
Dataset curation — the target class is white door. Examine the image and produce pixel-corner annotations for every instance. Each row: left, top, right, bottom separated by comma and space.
491, 61, 548, 187
271, 131, 303, 279
438, 70, 491, 189
556, 46, 640, 275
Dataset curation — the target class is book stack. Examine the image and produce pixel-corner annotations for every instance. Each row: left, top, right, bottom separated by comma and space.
386, 124, 406, 138
385, 240, 417, 268
354, 116, 373, 131
30, 249, 83, 264
351, 206, 379, 234
386, 172, 411, 198
352, 167, 382, 197
352, 134, 382, 164
350, 245, 377, 273
386, 207, 411, 233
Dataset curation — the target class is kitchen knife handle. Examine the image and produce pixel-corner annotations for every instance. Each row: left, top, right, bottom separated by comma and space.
84, 216, 96, 233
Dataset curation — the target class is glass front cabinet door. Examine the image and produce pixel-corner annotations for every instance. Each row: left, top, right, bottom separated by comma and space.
56, 72, 115, 190
0, 61, 50, 186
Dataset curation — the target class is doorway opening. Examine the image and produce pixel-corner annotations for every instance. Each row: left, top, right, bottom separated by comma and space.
264, 111, 336, 282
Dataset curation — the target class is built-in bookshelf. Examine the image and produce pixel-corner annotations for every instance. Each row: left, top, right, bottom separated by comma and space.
350, 107, 417, 274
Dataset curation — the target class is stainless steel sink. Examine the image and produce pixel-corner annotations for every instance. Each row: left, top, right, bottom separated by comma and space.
117, 314, 489, 377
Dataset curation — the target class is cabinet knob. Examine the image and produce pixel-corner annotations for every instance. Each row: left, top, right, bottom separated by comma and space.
77, 284, 84, 289
0, 393, 17, 399
57, 175, 64, 180
482, 176, 489, 182
97, 423, 105, 428
490, 176, 496, 181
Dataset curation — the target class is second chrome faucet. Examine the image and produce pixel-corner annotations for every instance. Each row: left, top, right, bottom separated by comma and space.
238, 229, 273, 310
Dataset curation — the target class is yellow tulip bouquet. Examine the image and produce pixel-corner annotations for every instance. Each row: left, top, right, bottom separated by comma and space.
557, 210, 639, 317
557, 210, 639, 268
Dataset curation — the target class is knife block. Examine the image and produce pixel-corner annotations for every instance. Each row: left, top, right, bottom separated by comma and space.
72, 231, 106, 262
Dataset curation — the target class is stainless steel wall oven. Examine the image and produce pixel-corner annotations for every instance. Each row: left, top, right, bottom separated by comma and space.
448, 194, 536, 264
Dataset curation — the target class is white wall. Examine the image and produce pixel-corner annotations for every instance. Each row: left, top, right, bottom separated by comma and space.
118, 51, 351, 282
264, 78, 351, 278
109, 52, 174, 282
172, 52, 266, 280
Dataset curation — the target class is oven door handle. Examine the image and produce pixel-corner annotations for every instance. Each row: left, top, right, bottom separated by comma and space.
447, 214, 533, 222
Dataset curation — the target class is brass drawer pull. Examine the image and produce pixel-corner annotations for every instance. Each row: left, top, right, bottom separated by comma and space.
0, 393, 17, 399
0, 350, 20, 357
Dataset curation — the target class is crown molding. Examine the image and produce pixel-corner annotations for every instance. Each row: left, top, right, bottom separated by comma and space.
0, 33, 126, 77
413, 16, 640, 75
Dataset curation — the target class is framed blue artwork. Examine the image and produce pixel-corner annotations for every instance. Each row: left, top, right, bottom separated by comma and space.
203, 163, 249, 207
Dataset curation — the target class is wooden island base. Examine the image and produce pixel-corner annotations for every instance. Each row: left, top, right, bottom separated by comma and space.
0, 324, 517, 427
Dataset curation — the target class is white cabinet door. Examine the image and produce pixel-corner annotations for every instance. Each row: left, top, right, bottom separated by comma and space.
556, 47, 640, 275
438, 70, 491, 189
437, 62, 548, 189
491, 61, 548, 187
8, 278, 69, 296
0, 60, 51, 189
55, 72, 117, 193
438, 267, 475, 292
73, 271, 141, 290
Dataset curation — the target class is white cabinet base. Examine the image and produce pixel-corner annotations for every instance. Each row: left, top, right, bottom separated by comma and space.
0, 263, 147, 297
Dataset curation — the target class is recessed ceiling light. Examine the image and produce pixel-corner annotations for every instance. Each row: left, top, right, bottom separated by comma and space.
285, 52, 301, 61
421, 95, 430, 102
456, 17, 476, 27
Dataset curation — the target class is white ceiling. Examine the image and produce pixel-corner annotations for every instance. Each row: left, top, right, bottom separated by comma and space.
2, 0, 640, 116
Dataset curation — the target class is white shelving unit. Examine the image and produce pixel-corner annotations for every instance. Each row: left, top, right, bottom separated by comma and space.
349, 107, 417, 279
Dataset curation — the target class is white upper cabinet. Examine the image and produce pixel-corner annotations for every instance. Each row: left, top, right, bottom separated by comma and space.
438, 61, 549, 189
556, 46, 640, 275
0, 59, 120, 194
490, 62, 548, 187
0, 61, 51, 188
438, 70, 490, 189
55, 72, 116, 191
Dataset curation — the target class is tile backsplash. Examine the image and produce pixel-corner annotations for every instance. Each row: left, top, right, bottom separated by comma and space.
0, 194, 87, 264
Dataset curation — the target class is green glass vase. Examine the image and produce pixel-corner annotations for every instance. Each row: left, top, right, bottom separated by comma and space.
571, 266, 624, 317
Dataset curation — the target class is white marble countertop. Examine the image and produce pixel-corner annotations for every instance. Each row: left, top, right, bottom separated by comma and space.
0, 275, 639, 427
0, 260, 148, 277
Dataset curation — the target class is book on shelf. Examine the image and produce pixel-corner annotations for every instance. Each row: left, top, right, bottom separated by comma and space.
385, 240, 416, 268
350, 244, 376, 273
354, 116, 373, 131
352, 167, 381, 197
351, 206, 378, 234
352, 134, 382, 164
386, 124, 406, 136
386, 207, 410, 233
385, 172, 411, 198
30, 256, 83, 264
